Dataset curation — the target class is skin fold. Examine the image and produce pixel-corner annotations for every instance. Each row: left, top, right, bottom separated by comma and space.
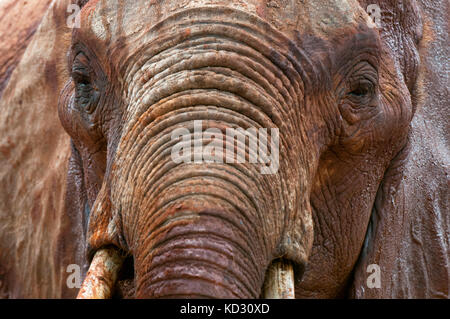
0, 0, 448, 298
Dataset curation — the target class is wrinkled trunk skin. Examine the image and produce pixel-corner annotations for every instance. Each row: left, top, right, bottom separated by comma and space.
135, 206, 266, 298
121, 33, 285, 298
124, 98, 278, 298
87, 6, 315, 298
119, 52, 280, 297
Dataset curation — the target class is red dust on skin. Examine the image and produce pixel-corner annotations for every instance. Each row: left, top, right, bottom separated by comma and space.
0, 137, 14, 157
184, 28, 191, 38
61, 2, 448, 296
256, 3, 266, 19
0, 0, 448, 300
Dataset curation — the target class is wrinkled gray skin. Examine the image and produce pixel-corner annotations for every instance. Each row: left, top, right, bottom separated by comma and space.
0, 0, 448, 299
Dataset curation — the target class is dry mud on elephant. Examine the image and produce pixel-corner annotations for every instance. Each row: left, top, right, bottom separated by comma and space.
0, 0, 448, 299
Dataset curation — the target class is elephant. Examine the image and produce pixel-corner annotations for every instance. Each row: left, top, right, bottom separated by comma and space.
0, 0, 448, 299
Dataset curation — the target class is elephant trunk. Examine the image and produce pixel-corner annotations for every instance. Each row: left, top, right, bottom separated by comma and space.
119, 124, 284, 299
84, 7, 311, 299
134, 205, 263, 298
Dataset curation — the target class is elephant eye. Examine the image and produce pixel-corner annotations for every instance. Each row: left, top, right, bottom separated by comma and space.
349, 81, 373, 98
347, 76, 377, 106
72, 53, 99, 114
344, 60, 378, 106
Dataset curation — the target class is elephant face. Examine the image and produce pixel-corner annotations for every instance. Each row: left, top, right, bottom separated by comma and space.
58, 0, 416, 298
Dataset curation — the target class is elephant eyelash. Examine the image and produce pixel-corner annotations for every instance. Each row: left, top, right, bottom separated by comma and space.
346, 70, 378, 106
72, 71, 90, 84
70, 51, 106, 115
72, 71, 99, 114
71, 51, 94, 84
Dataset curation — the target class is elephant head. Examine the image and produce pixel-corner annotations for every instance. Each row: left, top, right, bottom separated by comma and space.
54, 0, 443, 299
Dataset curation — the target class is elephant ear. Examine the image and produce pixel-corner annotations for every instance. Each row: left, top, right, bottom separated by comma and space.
352, 0, 449, 298
0, 0, 83, 298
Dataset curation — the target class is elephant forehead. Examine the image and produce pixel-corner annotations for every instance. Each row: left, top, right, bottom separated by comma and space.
82, 0, 261, 43
80, 0, 371, 45
296, 0, 372, 33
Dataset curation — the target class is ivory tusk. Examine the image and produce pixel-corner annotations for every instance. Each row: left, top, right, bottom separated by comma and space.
77, 247, 125, 299
262, 259, 295, 299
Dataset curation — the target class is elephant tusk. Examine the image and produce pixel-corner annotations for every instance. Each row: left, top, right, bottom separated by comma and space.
262, 259, 295, 299
77, 247, 125, 299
